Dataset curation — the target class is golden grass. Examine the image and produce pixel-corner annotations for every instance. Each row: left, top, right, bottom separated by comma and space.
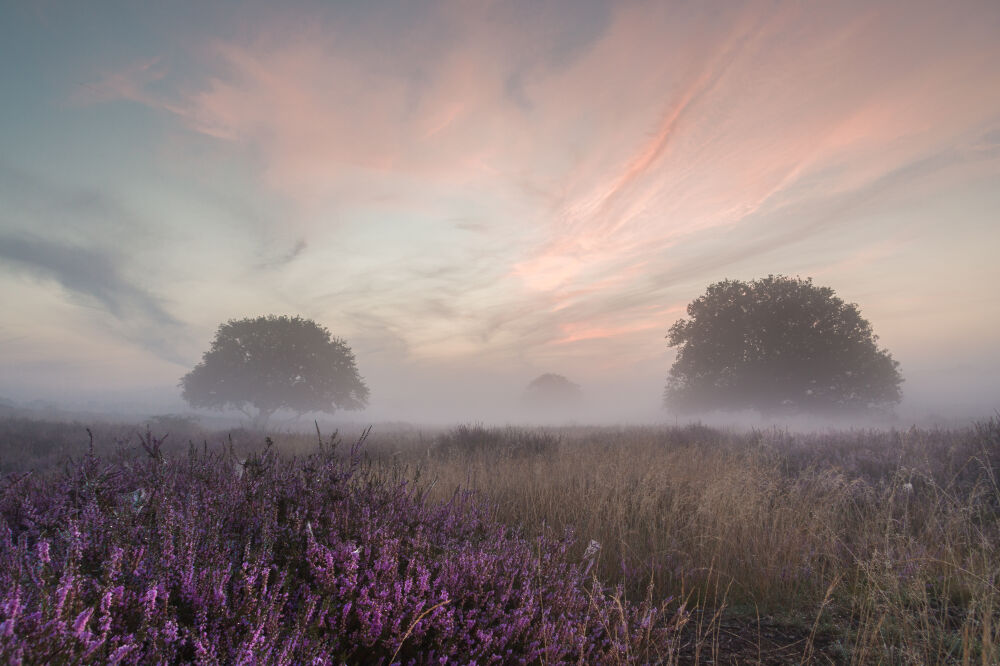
350, 421, 1000, 663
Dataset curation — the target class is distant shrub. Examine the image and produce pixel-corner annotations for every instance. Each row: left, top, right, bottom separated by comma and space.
0, 418, 140, 475
144, 414, 202, 437
433, 424, 560, 459
0, 418, 274, 477
0, 433, 685, 663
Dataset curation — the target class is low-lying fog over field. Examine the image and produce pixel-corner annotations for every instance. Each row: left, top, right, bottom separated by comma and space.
1, 1, 998, 663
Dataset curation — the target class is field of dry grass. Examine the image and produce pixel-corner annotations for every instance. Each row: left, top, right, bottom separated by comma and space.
3, 416, 999, 663
354, 420, 1000, 664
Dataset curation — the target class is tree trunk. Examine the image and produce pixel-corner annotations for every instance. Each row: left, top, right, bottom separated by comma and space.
252, 407, 275, 430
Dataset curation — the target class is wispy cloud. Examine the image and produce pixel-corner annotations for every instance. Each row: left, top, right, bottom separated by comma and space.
256, 238, 307, 270
0, 234, 167, 321
0, 164, 193, 364
0, 233, 186, 362
0, 163, 144, 244
78, 0, 1000, 377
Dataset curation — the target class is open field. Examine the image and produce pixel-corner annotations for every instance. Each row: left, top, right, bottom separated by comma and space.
386, 421, 1000, 663
2, 416, 999, 663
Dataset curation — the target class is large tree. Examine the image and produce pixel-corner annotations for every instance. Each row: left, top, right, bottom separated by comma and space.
664, 276, 902, 415
180, 315, 368, 427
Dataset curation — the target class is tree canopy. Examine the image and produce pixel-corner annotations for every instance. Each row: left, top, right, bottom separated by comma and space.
522, 373, 583, 411
664, 276, 902, 415
180, 315, 368, 427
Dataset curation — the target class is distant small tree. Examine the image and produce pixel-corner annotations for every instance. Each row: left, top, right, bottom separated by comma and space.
523, 373, 583, 411
664, 276, 902, 415
180, 315, 368, 428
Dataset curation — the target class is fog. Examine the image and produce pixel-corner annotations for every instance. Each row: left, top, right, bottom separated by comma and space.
2, 353, 996, 434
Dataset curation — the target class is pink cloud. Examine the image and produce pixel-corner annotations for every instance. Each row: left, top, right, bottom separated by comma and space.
84, 1, 1000, 365
555, 320, 661, 345
512, 2, 1000, 299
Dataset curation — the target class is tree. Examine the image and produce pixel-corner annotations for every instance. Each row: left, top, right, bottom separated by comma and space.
180, 315, 369, 427
522, 373, 583, 411
664, 276, 902, 415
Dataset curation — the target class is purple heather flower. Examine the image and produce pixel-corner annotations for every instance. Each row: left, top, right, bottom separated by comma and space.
73, 607, 94, 637
36, 541, 50, 565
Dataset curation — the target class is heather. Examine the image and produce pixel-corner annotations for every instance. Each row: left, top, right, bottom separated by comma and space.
3, 418, 1000, 663
0, 429, 686, 664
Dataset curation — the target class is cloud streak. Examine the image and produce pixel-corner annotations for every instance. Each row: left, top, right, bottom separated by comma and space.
0, 233, 186, 363
6, 0, 995, 412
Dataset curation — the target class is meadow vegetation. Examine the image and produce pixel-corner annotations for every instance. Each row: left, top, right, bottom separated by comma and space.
393, 421, 1000, 663
2, 416, 999, 663
0, 421, 685, 664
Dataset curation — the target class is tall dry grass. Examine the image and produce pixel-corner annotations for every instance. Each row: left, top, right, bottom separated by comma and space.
370, 420, 1000, 663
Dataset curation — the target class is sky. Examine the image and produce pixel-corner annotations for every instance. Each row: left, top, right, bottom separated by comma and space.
1, 0, 998, 423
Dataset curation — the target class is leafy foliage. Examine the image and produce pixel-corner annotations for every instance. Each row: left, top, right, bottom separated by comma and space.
665, 276, 902, 414
522, 373, 583, 411
180, 316, 368, 427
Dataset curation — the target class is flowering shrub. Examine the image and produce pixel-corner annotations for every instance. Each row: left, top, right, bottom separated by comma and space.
0, 432, 685, 664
